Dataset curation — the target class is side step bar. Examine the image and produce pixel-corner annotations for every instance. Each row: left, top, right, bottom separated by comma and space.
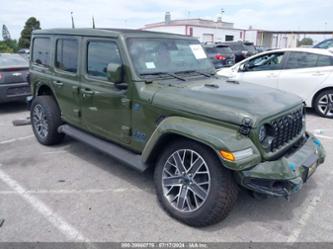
58, 124, 148, 172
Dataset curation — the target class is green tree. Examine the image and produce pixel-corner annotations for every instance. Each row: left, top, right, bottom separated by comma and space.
297, 37, 314, 47
18, 17, 41, 49
0, 41, 14, 53
0, 39, 18, 53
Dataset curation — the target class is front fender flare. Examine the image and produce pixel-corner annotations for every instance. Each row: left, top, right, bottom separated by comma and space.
142, 117, 261, 170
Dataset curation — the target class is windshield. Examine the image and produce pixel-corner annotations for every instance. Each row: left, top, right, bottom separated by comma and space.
127, 38, 214, 76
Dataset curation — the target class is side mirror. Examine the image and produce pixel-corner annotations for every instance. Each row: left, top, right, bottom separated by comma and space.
107, 63, 123, 84
239, 63, 249, 72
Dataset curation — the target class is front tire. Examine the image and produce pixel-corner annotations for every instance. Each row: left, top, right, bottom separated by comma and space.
31, 96, 64, 145
314, 90, 333, 118
154, 139, 238, 227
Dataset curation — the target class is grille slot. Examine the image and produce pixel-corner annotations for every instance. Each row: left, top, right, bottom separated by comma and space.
270, 109, 303, 152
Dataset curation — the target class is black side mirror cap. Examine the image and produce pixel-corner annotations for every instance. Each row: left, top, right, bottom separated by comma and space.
107, 63, 123, 84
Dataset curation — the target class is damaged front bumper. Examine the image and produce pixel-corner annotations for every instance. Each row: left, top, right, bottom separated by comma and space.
236, 133, 326, 197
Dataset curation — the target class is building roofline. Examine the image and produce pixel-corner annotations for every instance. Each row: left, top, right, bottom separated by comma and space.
144, 18, 234, 28
142, 23, 245, 32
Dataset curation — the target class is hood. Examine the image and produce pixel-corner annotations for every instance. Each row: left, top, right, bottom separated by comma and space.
152, 78, 303, 127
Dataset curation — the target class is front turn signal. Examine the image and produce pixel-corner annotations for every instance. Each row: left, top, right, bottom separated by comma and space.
220, 150, 235, 161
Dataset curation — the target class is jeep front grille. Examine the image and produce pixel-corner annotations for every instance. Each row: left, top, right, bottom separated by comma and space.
270, 109, 304, 152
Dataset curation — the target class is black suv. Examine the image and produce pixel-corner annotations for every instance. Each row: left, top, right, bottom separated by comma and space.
223, 41, 257, 63
203, 44, 235, 69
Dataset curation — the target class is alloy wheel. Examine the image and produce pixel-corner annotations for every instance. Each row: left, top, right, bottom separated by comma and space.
32, 104, 49, 139
162, 149, 211, 212
317, 94, 333, 117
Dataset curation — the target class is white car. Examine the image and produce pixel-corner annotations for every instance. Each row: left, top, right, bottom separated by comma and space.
217, 48, 333, 118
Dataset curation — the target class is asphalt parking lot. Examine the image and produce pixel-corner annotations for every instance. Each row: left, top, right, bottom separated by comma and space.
0, 102, 332, 243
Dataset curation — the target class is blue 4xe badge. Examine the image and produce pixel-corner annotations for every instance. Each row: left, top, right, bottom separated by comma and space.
133, 103, 141, 112
133, 130, 147, 143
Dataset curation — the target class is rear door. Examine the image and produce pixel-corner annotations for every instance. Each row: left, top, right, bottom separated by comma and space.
79, 38, 131, 144
278, 52, 332, 102
52, 37, 81, 126
237, 51, 286, 89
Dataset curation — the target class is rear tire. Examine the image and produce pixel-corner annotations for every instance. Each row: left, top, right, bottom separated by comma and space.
314, 89, 333, 118
31, 96, 64, 145
154, 139, 238, 227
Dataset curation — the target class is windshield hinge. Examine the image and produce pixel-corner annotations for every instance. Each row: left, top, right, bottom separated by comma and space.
239, 118, 253, 136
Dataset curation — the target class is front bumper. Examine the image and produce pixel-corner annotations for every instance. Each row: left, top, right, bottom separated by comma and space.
236, 133, 326, 197
0, 82, 31, 103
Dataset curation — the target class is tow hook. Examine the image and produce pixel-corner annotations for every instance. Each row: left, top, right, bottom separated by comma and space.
283, 188, 290, 200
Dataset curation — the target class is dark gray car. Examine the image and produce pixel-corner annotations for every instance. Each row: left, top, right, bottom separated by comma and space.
203, 44, 235, 69
0, 53, 30, 103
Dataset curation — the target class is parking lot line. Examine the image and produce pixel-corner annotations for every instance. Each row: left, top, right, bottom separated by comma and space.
0, 135, 34, 145
0, 187, 138, 195
0, 165, 89, 242
312, 134, 333, 140
287, 172, 333, 243
312, 129, 333, 140
287, 193, 323, 243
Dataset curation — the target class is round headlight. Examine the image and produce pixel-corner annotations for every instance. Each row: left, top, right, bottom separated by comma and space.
259, 125, 266, 143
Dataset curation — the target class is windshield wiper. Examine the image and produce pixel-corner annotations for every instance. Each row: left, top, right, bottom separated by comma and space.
175, 70, 214, 78
140, 72, 186, 81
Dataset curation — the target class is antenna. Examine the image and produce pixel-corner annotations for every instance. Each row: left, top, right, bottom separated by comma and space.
92, 16, 95, 29
71, 12, 75, 28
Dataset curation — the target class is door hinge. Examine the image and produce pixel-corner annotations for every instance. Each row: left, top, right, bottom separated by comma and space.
121, 125, 131, 144
73, 109, 81, 117
121, 98, 131, 108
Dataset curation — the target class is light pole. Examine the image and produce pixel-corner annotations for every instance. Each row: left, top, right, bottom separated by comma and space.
220, 8, 224, 22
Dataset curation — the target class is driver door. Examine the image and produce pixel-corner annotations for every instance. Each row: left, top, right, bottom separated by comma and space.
238, 52, 286, 89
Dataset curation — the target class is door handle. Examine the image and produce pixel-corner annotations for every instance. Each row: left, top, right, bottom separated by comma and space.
312, 72, 325, 76
267, 73, 278, 78
53, 80, 64, 86
81, 88, 94, 98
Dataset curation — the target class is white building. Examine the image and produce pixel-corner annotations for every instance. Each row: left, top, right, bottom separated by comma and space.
142, 13, 332, 49
244, 29, 299, 48
142, 12, 246, 43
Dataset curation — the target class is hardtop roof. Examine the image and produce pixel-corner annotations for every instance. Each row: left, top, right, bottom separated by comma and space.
33, 28, 193, 39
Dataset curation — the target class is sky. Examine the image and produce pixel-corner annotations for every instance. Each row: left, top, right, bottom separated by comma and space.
1, 0, 333, 43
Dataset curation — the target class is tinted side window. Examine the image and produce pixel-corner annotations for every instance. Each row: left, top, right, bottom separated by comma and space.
285, 52, 318, 69
56, 39, 78, 73
32, 37, 50, 66
87, 41, 121, 78
317, 55, 333, 67
247, 52, 285, 71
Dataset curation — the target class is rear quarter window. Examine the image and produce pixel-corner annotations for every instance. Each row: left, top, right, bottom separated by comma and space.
317, 55, 333, 67
32, 37, 51, 66
285, 52, 318, 69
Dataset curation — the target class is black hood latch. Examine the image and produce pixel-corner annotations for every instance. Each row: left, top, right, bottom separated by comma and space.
239, 118, 253, 136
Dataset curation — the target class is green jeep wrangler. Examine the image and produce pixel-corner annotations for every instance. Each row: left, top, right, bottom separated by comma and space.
29, 28, 326, 227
